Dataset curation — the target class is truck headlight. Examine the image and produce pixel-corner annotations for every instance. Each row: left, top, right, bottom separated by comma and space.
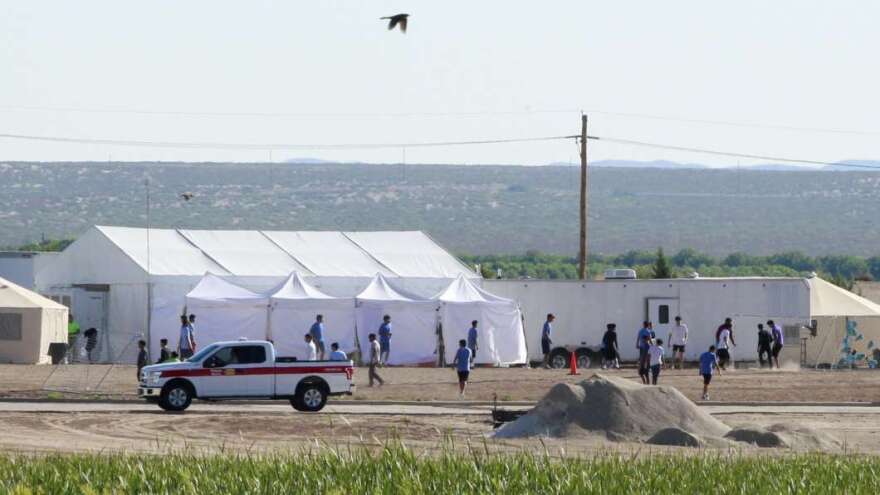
147, 371, 162, 385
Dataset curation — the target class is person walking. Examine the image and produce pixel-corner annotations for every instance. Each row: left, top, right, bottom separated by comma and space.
541, 314, 555, 368
188, 314, 197, 332
601, 323, 619, 369
178, 315, 196, 359
304, 334, 317, 361
768, 320, 784, 369
757, 324, 773, 368
648, 338, 664, 385
378, 315, 392, 365
157, 338, 170, 364
467, 320, 479, 365
452, 339, 472, 398
367, 333, 385, 387
715, 318, 735, 370
310, 314, 326, 360
136, 340, 149, 380
66, 314, 81, 364
636, 321, 653, 382
83, 328, 98, 363
329, 342, 347, 361
699, 345, 722, 400
668, 316, 688, 369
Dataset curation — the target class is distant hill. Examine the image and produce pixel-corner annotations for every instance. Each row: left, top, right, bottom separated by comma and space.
1, 161, 880, 256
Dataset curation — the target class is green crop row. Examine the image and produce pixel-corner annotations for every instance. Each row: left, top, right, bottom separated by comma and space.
2, 445, 879, 494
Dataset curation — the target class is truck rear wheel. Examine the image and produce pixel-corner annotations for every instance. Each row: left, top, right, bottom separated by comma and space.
159, 382, 193, 412
291, 384, 328, 412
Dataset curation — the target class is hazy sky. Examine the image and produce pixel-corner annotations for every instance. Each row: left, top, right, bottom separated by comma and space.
2, 1, 879, 166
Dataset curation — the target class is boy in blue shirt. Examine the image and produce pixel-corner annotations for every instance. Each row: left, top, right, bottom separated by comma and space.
699, 345, 722, 400
378, 315, 392, 365
309, 314, 326, 360
452, 339, 472, 398
467, 320, 478, 364
328, 342, 347, 361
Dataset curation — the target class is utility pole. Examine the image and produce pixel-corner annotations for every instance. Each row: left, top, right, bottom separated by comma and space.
578, 114, 589, 280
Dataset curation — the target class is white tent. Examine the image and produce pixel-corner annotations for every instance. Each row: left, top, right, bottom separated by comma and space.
268, 272, 357, 360
355, 274, 439, 365
0, 276, 68, 364
35, 226, 479, 361
180, 274, 270, 349
436, 275, 527, 366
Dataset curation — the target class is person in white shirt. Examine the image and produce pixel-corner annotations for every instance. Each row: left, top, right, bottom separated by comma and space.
304, 334, 317, 361
329, 342, 347, 361
715, 321, 736, 370
668, 316, 688, 370
648, 338, 665, 385
367, 333, 384, 387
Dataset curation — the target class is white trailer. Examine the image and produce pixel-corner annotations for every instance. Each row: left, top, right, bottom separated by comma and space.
484, 277, 812, 367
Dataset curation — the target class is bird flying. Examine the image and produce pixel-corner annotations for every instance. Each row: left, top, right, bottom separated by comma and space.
381, 13, 409, 33
180, 192, 194, 201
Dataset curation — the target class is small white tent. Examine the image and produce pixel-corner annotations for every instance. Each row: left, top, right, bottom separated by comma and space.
0, 276, 68, 364
269, 272, 357, 360
355, 274, 439, 365
181, 274, 270, 349
436, 275, 527, 366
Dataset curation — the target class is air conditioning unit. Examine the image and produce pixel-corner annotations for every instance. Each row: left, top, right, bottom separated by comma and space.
604, 268, 637, 280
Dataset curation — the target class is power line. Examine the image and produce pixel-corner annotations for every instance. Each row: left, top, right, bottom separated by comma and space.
0, 104, 578, 120
0, 132, 577, 151
589, 135, 880, 170
580, 108, 880, 137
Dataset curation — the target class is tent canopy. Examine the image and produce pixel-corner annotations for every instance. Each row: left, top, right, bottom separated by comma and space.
356, 273, 424, 302
0, 276, 68, 310
435, 274, 513, 304
186, 273, 268, 306
808, 277, 880, 317
269, 272, 337, 301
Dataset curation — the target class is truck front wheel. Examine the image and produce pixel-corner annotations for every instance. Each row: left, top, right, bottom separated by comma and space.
159, 382, 193, 412
291, 384, 328, 412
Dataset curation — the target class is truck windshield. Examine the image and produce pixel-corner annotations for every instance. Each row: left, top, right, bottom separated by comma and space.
187, 344, 219, 363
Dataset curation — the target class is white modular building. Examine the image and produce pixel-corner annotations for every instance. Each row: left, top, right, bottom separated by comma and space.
485, 276, 880, 367
35, 226, 479, 363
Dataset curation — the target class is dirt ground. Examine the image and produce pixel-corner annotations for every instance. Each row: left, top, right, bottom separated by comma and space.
2, 363, 880, 403
0, 405, 878, 456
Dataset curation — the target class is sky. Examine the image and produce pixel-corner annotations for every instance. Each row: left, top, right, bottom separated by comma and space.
1, 1, 879, 166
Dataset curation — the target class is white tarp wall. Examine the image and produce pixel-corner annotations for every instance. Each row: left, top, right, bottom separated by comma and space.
436, 275, 527, 366
184, 274, 269, 348
268, 272, 357, 360
355, 274, 439, 365
485, 278, 812, 362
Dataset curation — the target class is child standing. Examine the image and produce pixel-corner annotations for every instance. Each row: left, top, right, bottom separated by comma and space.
452, 339, 472, 398
699, 345, 721, 400
136, 340, 149, 380
648, 338, 664, 385
157, 338, 170, 364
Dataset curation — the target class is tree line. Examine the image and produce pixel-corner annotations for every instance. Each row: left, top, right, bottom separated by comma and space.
460, 248, 880, 288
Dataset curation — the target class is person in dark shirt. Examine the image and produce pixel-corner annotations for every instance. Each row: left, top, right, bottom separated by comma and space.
136, 339, 149, 380
83, 328, 98, 363
601, 323, 619, 369
157, 338, 170, 364
756, 324, 773, 368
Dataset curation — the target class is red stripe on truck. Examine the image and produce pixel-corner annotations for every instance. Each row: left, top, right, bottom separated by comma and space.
161, 366, 353, 378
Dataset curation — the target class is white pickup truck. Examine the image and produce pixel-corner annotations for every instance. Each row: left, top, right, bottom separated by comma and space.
138, 340, 354, 412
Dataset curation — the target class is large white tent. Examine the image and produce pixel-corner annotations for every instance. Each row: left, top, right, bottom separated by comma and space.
35, 226, 478, 362
355, 274, 440, 365
181, 274, 270, 348
269, 272, 357, 360
0, 276, 68, 364
436, 275, 527, 366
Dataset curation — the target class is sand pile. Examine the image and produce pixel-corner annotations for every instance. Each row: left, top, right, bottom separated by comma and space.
494, 374, 730, 441
725, 424, 841, 450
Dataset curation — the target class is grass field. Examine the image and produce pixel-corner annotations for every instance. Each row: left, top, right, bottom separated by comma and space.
2, 445, 878, 494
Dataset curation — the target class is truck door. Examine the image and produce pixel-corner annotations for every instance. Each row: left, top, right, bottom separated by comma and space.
647, 298, 680, 344
199, 344, 272, 397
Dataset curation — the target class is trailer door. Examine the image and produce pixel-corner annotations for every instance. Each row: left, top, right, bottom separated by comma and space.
647, 298, 680, 343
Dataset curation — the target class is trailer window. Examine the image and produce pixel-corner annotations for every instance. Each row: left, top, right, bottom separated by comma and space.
658, 305, 670, 324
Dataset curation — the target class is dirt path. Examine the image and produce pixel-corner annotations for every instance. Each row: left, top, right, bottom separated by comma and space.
3, 364, 880, 403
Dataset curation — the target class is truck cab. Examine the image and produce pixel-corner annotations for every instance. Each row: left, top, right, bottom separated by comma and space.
139, 340, 354, 412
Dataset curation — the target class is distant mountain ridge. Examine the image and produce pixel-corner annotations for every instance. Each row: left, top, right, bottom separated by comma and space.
1, 161, 879, 256
552, 159, 880, 172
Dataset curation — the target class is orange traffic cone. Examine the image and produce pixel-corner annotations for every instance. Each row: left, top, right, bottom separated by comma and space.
569, 351, 580, 375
